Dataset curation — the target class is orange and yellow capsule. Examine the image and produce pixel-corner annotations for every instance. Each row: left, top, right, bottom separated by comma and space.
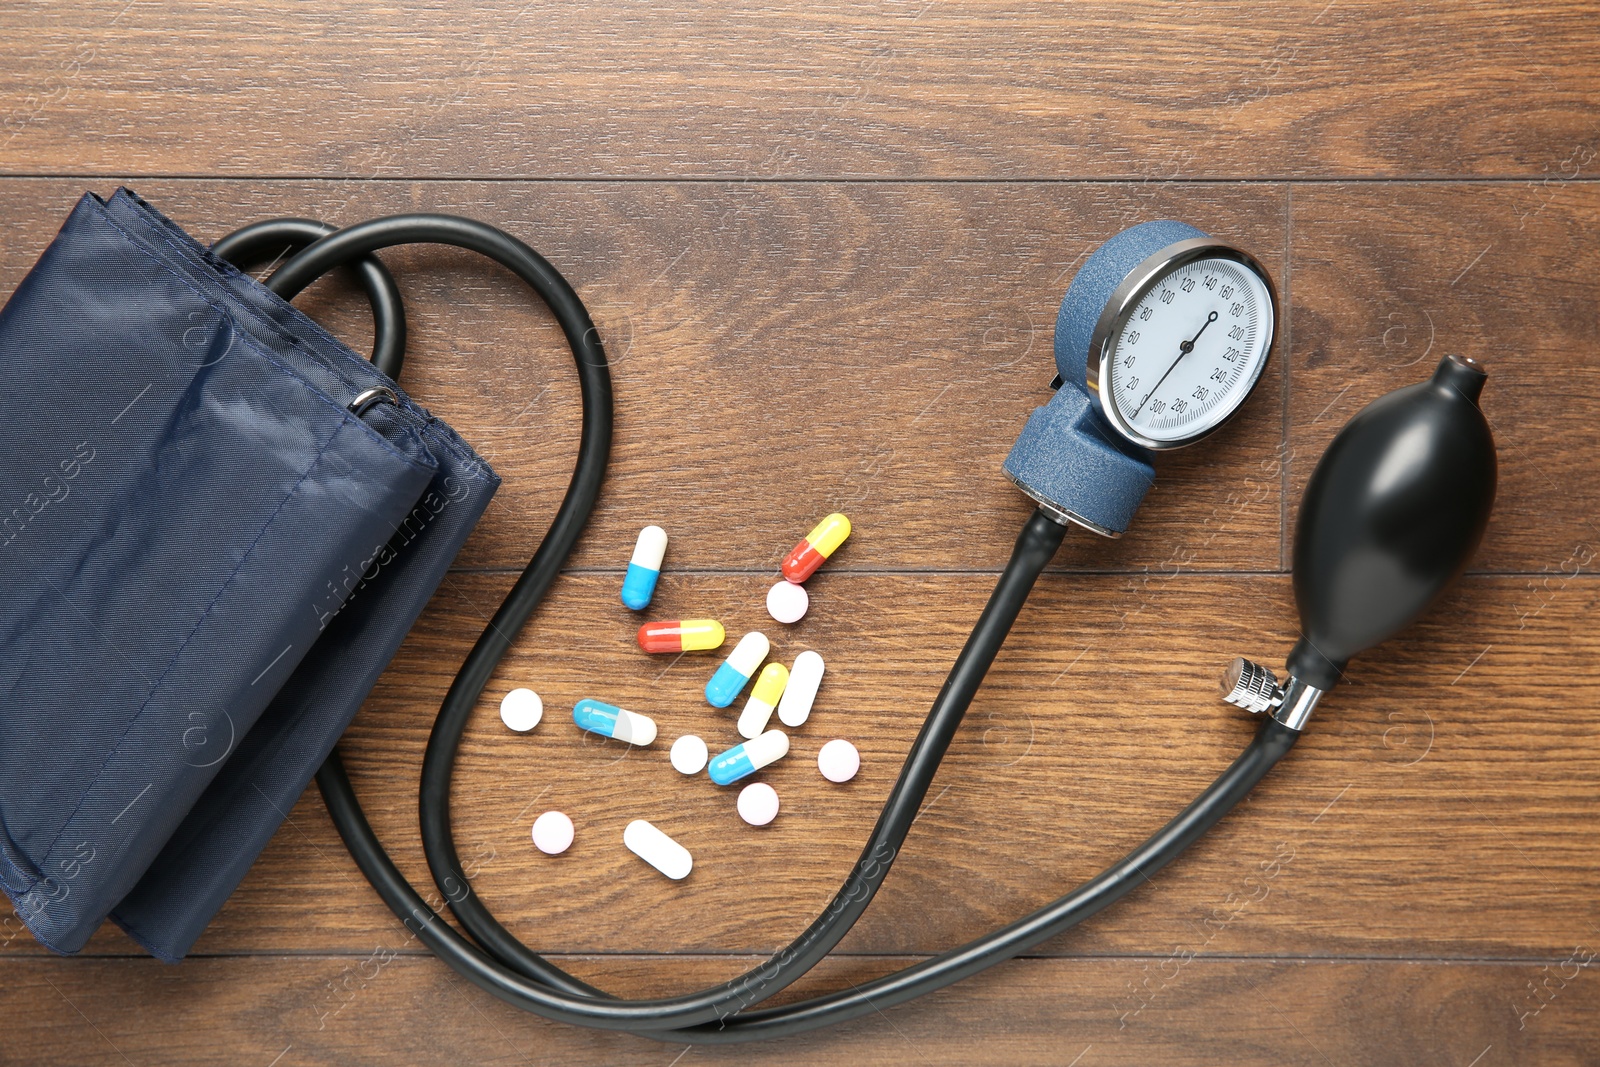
637, 618, 726, 654
780, 512, 851, 583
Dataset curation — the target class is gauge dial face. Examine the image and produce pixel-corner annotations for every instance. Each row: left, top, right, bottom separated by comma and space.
1103, 254, 1274, 447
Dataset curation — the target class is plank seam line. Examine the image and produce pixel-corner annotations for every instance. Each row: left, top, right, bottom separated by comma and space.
2, 174, 1599, 187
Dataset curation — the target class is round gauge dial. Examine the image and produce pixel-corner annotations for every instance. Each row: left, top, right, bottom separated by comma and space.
1090, 243, 1276, 450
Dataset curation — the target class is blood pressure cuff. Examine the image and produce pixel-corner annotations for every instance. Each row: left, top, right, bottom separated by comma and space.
0, 189, 498, 960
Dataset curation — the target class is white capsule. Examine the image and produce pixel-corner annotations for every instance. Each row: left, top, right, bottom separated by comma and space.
776, 650, 824, 727
623, 819, 692, 880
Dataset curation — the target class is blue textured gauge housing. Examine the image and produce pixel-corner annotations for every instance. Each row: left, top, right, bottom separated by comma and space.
1053, 220, 1207, 390
1004, 388, 1155, 536
1002, 220, 1208, 537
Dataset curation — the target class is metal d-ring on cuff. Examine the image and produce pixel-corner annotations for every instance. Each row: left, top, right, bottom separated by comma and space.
347, 385, 399, 417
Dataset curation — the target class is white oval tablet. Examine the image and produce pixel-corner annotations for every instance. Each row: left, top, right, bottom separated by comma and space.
818, 738, 860, 783
670, 734, 709, 775
624, 819, 692, 880
776, 650, 824, 727
531, 810, 574, 854
766, 579, 809, 624
737, 782, 780, 826
500, 688, 543, 732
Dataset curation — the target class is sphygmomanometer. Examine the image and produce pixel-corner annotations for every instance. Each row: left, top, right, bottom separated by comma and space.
0, 190, 1495, 1042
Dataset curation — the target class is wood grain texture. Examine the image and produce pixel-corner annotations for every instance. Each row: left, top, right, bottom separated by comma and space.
1, 2, 1598, 180
2, 955, 1597, 1067
4, 2, 1599, 1063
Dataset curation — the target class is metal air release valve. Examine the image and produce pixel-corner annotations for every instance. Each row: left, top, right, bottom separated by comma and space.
1220, 657, 1282, 715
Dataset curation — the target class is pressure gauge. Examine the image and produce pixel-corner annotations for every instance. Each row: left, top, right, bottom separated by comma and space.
1004, 220, 1280, 539
1087, 238, 1277, 450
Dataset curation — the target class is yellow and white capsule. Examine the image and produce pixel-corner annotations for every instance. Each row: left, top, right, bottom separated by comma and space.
737, 661, 790, 739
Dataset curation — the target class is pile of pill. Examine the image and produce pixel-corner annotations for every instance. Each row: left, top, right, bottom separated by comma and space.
502, 513, 864, 878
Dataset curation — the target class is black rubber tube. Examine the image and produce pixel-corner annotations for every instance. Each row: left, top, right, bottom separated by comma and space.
210, 218, 407, 377
245, 212, 1305, 1041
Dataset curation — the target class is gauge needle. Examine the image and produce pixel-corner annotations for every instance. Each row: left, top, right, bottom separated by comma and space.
1131, 310, 1218, 419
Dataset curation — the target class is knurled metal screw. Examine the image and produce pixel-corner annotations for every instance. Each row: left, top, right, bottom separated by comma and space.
1220, 657, 1283, 715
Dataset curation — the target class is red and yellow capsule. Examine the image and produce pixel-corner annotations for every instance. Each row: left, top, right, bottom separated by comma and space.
781, 513, 851, 583
637, 619, 726, 654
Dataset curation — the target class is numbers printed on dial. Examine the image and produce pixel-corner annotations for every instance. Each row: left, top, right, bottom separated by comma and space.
1106, 255, 1272, 444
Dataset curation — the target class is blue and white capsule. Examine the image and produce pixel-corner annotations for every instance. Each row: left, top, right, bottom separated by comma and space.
705, 631, 769, 708
572, 698, 658, 746
620, 526, 668, 610
708, 729, 790, 786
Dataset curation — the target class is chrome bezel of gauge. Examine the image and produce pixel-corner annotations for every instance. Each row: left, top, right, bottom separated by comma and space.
1085, 237, 1278, 452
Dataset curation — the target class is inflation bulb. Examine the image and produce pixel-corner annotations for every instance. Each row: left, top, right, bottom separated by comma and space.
1223, 355, 1497, 728
1287, 354, 1498, 688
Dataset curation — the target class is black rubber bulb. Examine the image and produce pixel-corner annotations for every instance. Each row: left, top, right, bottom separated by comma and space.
1287, 355, 1498, 689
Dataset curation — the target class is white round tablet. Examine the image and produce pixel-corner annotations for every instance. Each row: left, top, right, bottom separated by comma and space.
531, 810, 574, 854
670, 734, 709, 775
766, 579, 809, 624
500, 688, 543, 732
737, 782, 780, 826
817, 738, 860, 783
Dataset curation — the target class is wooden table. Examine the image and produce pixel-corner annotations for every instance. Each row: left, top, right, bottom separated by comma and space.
3, 3, 1598, 1064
